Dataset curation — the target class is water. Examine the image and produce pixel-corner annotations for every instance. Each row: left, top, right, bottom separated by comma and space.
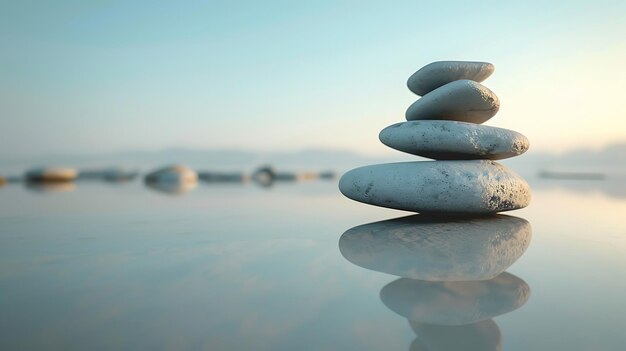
0, 177, 625, 350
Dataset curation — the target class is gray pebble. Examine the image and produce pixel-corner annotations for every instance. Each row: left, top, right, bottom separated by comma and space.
406, 80, 499, 124
379, 120, 529, 160
338, 160, 531, 214
408, 61, 494, 96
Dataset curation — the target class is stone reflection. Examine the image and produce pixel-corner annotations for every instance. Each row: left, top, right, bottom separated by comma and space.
145, 181, 197, 195
24, 182, 76, 193
339, 215, 531, 281
340, 214, 532, 350
380, 273, 530, 326
409, 320, 501, 351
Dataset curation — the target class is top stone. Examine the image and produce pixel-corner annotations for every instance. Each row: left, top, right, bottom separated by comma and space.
407, 61, 495, 96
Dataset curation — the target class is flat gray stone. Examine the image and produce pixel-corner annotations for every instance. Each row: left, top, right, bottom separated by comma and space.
339, 215, 531, 281
407, 61, 494, 96
379, 120, 529, 160
380, 273, 530, 325
406, 80, 499, 124
339, 160, 531, 214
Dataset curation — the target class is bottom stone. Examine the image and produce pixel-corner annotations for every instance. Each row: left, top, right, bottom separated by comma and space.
338, 160, 530, 214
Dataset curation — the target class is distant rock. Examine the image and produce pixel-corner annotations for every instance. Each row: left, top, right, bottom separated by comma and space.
406, 80, 499, 124
339, 160, 531, 214
24, 168, 77, 182
407, 61, 494, 96
144, 165, 197, 184
198, 171, 248, 183
379, 120, 529, 160
380, 273, 530, 325
78, 168, 138, 182
339, 214, 531, 281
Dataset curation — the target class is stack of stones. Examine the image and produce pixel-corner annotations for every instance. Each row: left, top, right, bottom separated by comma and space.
339, 61, 531, 215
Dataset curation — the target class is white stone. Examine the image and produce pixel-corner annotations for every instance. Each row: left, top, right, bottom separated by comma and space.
406, 80, 499, 124
379, 120, 529, 160
407, 61, 494, 96
380, 273, 530, 325
409, 320, 501, 351
24, 168, 78, 182
338, 161, 531, 214
144, 165, 198, 184
339, 215, 531, 281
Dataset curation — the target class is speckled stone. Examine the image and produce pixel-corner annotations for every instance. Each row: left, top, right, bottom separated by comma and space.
339, 215, 531, 281
379, 120, 529, 160
338, 160, 531, 214
24, 168, 77, 182
144, 165, 198, 184
407, 61, 495, 96
380, 273, 530, 326
409, 320, 501, 351
405, 80, 499, 124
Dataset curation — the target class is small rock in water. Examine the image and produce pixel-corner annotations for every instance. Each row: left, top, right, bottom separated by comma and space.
24, 168, 78, 182
0, 176, 5, 187
144, 165, 197, 184
339, 215, 531, 281
380, 272, 530, 326
338, 160, 531, 214
406, 80, 499, 124
379, 120, 529, 160
407, 61, 494, 96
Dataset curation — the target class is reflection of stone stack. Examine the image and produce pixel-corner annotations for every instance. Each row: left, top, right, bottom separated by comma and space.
339, 61, 531, 214
339, 215, 532, 350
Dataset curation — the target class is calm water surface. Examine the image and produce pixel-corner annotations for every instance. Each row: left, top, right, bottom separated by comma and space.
1, 177, 625, 350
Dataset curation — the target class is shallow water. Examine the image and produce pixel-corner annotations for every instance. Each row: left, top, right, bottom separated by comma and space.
0, 177, 625, 350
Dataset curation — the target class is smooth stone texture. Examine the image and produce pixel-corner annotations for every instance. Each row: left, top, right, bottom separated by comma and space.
380, 273, 530, 326
379, 120, 529, 160
339, 215, 531, 281
409, 320, 501, 351
338, 161, 531, 214
24, 168, 78, 182
406, 80, 499, 124
144, 165, 198, 184
407, 61, 494, 96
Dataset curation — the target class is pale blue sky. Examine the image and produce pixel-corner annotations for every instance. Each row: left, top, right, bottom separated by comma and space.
1, 0, 625, 158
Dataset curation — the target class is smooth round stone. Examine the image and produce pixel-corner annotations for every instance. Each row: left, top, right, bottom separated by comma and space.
409, 320, 501, 351
379, 120, 529, 160
338, 161, 531, 214
380, 272, 530, 326
24, 168, 78, 182
407, 61, 495, 96
406, 80, 499, 124
144, 165, 198, 184
339, 215, 531, 281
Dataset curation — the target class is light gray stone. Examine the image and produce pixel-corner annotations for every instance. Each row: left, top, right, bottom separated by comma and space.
379, 120, 529, 160
338, 160, 531, 214
407, 61, 494, 96
406, 80, 499, 124
339, 215, 531, 281
380, 273, 530, 325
